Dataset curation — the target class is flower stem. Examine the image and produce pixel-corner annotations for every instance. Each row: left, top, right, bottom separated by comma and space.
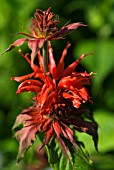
42, 42, 48, 73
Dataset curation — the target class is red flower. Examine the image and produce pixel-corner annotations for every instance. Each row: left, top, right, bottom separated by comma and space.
12, 42, 98, 162
3, 7, 85, 65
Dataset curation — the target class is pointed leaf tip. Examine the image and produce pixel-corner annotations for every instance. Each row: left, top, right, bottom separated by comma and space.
0, 38, 27, 57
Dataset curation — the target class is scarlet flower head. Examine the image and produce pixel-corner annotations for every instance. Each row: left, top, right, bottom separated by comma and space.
2, 7, 85, 65
12, 42, 98, 162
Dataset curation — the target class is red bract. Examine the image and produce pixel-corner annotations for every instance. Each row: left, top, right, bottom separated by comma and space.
2, 7, 85, 65
12, 42, 98, 162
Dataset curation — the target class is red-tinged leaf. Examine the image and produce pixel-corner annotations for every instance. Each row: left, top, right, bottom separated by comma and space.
79, 120, 98, 151
48, 41, 57, 79
12, 110, 39, 162
15, 125, 38, 162
55, 42, 71, 80
53, 121, 74, 169
59, 23, 86, 36
49, 23, 86, 39
70, 118, 98, 151
53, 121, 68, 155
12, 114, 31, 131
21, 106, 38, 116
1, 38, 27, 55
28, 40, 39, 66
61, 123, 77, 149
28, 39, 44, 66
11, 38, 27, 46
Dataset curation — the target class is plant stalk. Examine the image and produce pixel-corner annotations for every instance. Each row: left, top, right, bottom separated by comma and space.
42, 41, 48, 73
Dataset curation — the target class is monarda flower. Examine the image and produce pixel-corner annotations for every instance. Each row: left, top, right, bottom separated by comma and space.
3, 7, 85, 65
12, 42, 98, 163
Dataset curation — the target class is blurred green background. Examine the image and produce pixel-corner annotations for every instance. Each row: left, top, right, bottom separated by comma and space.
0, 0, 114, 169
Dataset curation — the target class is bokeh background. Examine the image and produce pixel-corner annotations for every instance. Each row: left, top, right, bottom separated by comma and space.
0, 0, 114, 170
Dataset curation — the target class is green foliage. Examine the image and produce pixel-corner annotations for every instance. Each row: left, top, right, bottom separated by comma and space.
46, 138, 93, 170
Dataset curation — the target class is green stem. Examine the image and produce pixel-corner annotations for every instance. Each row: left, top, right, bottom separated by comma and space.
42, 41, 48, 73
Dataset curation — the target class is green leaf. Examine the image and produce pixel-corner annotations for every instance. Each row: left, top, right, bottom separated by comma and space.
46, 138, 93, 170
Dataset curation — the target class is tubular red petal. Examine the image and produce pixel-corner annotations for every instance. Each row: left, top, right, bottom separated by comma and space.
16, 85, 42, 94
45, 75, 55, 90
42, 91, 56, 111
79, 87, 90, 101
18, 50, 40, 72
39, 126, 54, 150
72, 98, 81, 109
62, 52, 94, 77
38, 50, 44, 72
37, 83, 53, 107
40, 87, 52, 107
34, 72, 45, 82
61, 91, 81, 108
11, 73, 34, 82
55, 42, 71, 80
52, 121, 61, 137
18, 79, 43, 88
62, 53, 86, 77
41, 118, 52, 131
